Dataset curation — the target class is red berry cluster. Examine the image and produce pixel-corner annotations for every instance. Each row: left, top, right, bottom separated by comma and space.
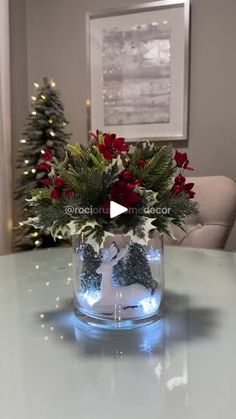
50, 177, 74, 200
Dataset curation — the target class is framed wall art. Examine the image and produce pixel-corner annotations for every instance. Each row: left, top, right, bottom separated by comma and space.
86, 0, 190, 141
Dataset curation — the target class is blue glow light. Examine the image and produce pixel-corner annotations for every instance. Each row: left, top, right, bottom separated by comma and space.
147, 247, 161, 261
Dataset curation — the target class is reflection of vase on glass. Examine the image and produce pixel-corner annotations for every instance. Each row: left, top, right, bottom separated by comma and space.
73, 233, 164, 328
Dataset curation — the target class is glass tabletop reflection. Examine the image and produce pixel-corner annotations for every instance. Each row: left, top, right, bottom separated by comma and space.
0, 246, 235, 419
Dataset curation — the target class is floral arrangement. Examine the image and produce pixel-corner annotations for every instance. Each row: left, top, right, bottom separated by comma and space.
27, 132, 198, 246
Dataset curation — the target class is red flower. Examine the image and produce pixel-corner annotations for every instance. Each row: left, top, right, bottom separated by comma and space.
121, 170, 133, 181
36, 162, 50, 171
55, 177, 65, 189
40, 178, 52, 187
100, 200, 110, 215
184, 182, 195, 199
42, 148, 53, 162
172, 181, 195, 199
98, 133, 129, 160
174, 150, 193, 171
50, 189, 61, 199
188, 190, 195, 199
65, 189, 74, 199
137, 159, 148, 169
110, 180, 141, 208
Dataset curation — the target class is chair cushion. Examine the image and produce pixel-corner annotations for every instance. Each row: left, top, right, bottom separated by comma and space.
164, 176, 236, 249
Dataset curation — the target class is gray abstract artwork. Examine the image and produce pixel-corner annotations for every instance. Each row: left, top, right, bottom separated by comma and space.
102, 22, 171, 126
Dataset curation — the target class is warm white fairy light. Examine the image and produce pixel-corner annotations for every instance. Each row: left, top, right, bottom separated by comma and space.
20, 139, 26, 144
62, 122, 66, 126
50, 130, 56, 137
45, 281, 50, 286
66, 277, 72, 285
19, 221, 24, 227
50, 326, 54, 331
31, 168, 36, 174
24, 159, 29, 164
58, 235, 62, 239
44, 336, 49, 341
31, 96, 36, 101
40, 313, 44, 319
35, 265, 39, 270
31, 232, 38, 237
48, 119, 53, 124
33, 82, 39, 88
35, 240, 40, 246
31, 111, 37, 116
41, 149, 45, 154
23, 171, 29, 175
41, 94, 46, 100
51, 80, 56, 87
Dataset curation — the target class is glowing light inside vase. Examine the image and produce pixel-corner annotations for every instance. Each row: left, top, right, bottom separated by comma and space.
81, 290, 101, 306
140, 296, 158, 314
147, 247, 161, 261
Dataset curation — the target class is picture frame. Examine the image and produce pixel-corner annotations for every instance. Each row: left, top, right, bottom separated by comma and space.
86, 0, 190, 142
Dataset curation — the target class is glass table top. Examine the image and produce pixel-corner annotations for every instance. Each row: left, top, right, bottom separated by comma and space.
0, 245, 236, 419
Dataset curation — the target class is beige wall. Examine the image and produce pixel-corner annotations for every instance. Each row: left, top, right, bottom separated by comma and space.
11, 0, 236, 248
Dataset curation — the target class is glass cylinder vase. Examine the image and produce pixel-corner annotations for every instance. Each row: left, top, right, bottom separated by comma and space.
72, 232, 164, 329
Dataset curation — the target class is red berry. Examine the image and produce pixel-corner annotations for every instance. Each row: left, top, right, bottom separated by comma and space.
133, 179, 144, 187
173, 184, 185, 194
55, 177, 65, 189
50, 189, 61, 199
126, 183, 135, 191
175, 175, 186, 185
121, 170, 133, 181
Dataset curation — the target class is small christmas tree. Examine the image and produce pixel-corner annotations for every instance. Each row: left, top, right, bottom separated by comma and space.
114, 243, 158, 293
79, 244, 102, 291
15, 77, 71, 249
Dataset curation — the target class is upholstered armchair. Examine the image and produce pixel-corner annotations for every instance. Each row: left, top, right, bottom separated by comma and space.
165, 176, 236, 249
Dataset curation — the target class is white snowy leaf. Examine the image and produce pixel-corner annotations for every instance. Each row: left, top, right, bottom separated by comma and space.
24, 216, 41, 228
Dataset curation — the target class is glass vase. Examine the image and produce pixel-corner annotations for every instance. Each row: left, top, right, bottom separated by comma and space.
72, 232, 164, 329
